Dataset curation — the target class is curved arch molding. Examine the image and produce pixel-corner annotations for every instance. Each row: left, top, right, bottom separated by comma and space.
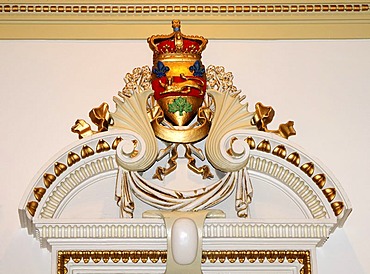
18, 129, 352, 274
0, 0, 369, 39
19, 130, 351, 248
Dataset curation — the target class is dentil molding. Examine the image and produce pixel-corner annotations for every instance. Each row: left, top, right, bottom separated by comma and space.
0, 0, 369, 39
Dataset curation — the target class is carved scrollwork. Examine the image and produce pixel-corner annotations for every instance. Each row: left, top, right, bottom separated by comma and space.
205, 89, 256, 172
120, 66, 152, 97
111, 92, 157, 171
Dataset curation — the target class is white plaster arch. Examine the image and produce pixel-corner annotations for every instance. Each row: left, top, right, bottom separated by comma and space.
18, 129, 352, 274
241, 130, 352, 228
19, 129, 351, 229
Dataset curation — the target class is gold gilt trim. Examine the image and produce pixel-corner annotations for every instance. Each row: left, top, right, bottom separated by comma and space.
27, 135, 139, 217
1, 3, 368, 14
57, 250, 311, 274
26, 135, 346, 218
248, 137, 345, 217
0, 1, 369, 39
26, 138, 114, 217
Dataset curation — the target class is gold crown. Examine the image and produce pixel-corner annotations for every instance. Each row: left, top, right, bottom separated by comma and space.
147, 20, 208, 63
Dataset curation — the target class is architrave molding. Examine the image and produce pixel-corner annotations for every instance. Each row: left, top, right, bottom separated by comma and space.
0, 0, 369, 39
58, 249, 312, 274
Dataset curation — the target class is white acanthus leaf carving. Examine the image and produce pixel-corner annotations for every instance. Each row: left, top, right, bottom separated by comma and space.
112, 65, 256, 218
110, 90, 157, 171
205, 65, 257, 173
204, 65, 257, 217
110, 66, 158, 218
205, 89, 256, 172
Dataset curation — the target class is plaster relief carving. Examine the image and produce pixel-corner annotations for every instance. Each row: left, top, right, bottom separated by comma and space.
18, 20, 352, 274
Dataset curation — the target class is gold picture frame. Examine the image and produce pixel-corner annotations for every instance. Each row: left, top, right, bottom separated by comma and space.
58, 250, 312, 274
0, 0, 369, 39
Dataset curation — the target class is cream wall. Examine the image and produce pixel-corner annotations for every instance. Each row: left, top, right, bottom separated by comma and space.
0, 39, 369, 273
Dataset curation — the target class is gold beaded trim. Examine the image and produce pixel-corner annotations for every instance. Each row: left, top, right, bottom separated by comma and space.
58, 250, 311, 274
26, 137, 120, 217
0, 4, 368, 14
27, 136, 345, 218
247, 137, 345, 217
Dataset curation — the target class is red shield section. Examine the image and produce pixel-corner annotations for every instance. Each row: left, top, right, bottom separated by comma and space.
152, 74, 206, 126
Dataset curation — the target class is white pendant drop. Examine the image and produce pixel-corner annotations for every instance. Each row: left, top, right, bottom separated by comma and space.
171, 218, 198, 265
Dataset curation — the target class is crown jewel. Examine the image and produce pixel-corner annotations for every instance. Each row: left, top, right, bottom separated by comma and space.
147, 20, 208, 63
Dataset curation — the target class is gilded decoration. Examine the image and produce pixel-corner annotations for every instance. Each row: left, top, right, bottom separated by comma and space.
14, 16, 356, 274
24, 20, 340, 220
97, 20, 301, 218
1, 3, 368, 15
58, 250, 311, 274
1, 0, 369, 39
27, 130, 345, 219
245, 136, 345, 217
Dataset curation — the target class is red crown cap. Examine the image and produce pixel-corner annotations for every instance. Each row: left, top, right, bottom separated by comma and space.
147, 20, 208, 63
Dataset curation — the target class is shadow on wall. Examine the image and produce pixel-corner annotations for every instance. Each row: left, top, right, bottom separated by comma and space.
317, 229, 365, 274
2, 229, 51, 274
